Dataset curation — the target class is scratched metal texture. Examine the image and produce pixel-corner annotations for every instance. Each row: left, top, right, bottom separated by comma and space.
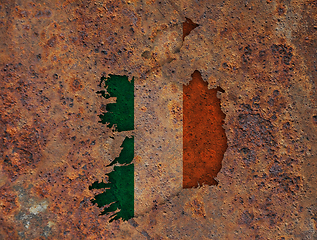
0, 0, 316, 239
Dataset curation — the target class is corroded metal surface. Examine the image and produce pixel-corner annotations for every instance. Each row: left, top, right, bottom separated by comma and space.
135, 74, 183, 215
0, 0, 316, 239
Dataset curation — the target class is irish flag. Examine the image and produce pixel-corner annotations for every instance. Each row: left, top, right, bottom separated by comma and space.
89, 72, 227, 221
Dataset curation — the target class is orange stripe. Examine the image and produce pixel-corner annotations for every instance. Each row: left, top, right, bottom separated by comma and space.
183, 71, 228, 188
183, 18, 199, 40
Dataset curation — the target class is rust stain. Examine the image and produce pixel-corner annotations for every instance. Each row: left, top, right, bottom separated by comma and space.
70, 77, 83, 92
168, 100, 182, 126
186, 198, 206, 218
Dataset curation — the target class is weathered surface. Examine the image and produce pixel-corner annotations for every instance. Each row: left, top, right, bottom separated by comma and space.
0, 0, 316, 239
135, 73, 183, 215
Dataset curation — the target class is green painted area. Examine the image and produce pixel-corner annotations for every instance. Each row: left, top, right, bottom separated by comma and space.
97, 74, 134, 132
107, 136, 134, 167
91, 164, 134, 222
90, 74, 134, 222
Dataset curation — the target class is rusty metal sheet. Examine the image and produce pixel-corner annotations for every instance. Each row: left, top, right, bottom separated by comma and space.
0, 0, 316, 239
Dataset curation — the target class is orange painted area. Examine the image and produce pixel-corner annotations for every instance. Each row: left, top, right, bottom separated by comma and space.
183, 18, 199, 40
183, 71, 228, 188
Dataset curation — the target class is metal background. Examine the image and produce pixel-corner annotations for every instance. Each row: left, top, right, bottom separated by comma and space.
0, 0, 316, 239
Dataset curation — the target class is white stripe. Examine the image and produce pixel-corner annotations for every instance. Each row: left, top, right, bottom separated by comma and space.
134, 74, 183, 215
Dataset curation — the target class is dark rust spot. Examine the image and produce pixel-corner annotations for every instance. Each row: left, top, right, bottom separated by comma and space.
47, 35, 57, 48
70, 78, 83, 91
141, 50, 151, 59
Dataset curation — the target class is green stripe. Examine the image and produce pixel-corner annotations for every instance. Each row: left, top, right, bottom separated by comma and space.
90, 75, 134, 222
97, 74, 134, 132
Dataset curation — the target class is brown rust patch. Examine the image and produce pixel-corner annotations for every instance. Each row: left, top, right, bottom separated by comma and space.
276, 4, 286, 16
0, 186, 18, 215
186, 198, 206, 218
168, 100, 182, 125
70, 78, 83, 92
47, 35, 57, 48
